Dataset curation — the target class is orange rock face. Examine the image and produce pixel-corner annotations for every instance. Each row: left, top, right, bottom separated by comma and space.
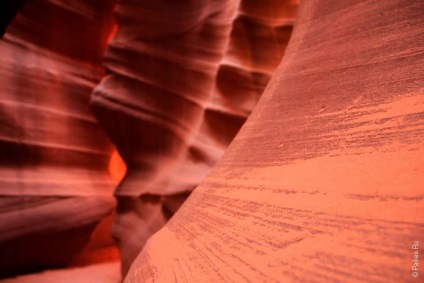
91, 0, 297, 275
124, 0, 424, 282
0, 0, 116, 277
1, 0, 423, 281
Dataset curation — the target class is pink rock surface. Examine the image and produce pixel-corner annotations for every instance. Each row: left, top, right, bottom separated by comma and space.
0, 261, 120, 283
0, 0, 117, 276
124, 0, 424, 281
1, 0, 422, 281
91, 0, 298, 275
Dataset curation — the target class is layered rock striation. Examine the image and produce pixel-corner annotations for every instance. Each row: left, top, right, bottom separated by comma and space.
125, 0, 424, 281
91, 0, 298, 275
0, 0, 117, 277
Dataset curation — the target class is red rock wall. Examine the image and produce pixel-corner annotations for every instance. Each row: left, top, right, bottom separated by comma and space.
124, 0, 424, 281
1, 0, 422, 281
0, 0, 116, 277
91, 0, 298, 275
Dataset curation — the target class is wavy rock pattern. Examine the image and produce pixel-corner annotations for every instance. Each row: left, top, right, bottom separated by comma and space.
0, 0, 116, 277
125, 0, 424, 281
92, 0, 298, 275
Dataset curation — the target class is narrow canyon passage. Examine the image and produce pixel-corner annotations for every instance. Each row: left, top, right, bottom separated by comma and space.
0, 0, 423, 282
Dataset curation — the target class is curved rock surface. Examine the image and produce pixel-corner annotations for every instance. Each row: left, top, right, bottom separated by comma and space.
125, 0, 424, 281
92, 0, 298, 275
0, 0, 116, 277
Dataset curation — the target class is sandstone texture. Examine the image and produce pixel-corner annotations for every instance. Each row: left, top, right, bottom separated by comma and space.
125, 0, 424, 282
0, 261, 120, 283
1, 0, 422, 281
92, 0, 298, 275
0, 0, 117, 277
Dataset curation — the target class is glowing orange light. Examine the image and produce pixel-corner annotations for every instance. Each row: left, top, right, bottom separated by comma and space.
108, 149, 127, 184
106, 23, 118, 44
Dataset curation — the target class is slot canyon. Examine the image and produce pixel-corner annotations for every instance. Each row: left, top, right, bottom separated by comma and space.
0, 0, 423, 282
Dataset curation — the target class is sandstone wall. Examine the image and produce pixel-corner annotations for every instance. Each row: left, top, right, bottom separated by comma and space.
125, 0, 424, 281
91, 0, 298, 275
0, 0, 116, 277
